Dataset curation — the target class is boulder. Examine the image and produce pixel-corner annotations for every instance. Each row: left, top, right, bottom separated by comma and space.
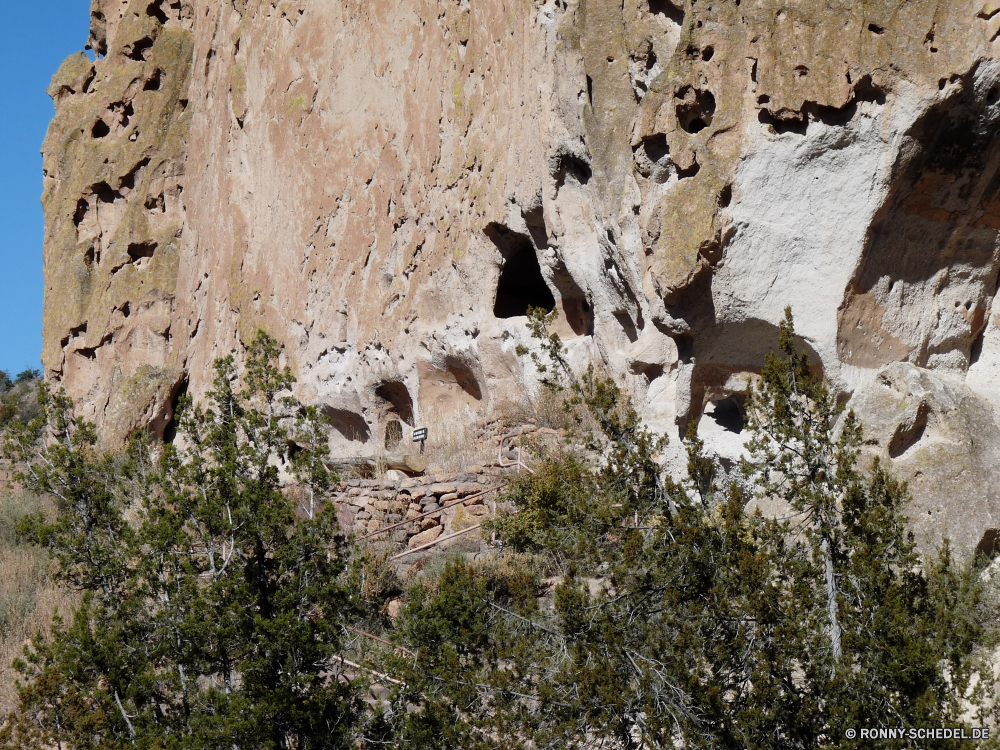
408, 526, 443, 549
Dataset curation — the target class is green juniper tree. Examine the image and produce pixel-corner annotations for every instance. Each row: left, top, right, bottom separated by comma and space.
737, 307, 994, 748
0, 332, 361, 750
0, 316, 994, 749
382, 307, 996, 749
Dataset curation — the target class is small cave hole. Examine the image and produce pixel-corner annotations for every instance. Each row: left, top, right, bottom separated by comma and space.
718, 184, 733, 208
853, 75, 886, 105
145, 194, 166, 213
120, 301, 130, 318
701, 46, 714, 62
645, 46, 657, 71
867, 23, 885, 35
586, 75, 593, 104
675, 86, 716, 134
648, 0, 683, 25
561, 297, 594, 336
120, 158, 150, 192
551, 151, 592, 188
127, 37, 155, 62
146, 1, 168, 23
73, 198, 89, 226
93, 182, 119, 204
989, 87, 1000, 104
384, 420, 404, 450
161, 377, 188, 444
120, 102, 134, 129
83, 246, 95, 266
642, 134, 670, 163
758, 109, 807, 135
977, 529, 1000, 560
757, 94, 770, 104
794, 65, 809, 78
92, 119, 110, 138
127, 241, 157, 265
677, 160, 700, 179
144, 69, 163, 91
375, 381, 414, 425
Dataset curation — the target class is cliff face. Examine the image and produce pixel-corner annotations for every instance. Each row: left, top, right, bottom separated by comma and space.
42, 0, 1000, 550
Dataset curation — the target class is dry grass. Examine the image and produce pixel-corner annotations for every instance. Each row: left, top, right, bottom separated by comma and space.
420, 409, 495, 473
0, 489, 77, 714
493, 385, 597, 435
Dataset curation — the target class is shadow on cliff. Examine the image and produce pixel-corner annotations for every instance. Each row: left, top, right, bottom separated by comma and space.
838, 61, 1000, 369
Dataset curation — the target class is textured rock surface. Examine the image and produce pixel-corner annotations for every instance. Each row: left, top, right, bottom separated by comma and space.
849, 363, 1000, 555
40, 0, 1000, 550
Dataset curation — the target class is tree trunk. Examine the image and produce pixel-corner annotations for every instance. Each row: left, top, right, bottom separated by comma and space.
821, 535, 842, 663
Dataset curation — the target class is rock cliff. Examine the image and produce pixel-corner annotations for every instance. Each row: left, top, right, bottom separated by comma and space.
41, 0, 1000, 551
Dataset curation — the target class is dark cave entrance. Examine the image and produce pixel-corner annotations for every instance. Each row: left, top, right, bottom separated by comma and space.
486, 223, 556, 319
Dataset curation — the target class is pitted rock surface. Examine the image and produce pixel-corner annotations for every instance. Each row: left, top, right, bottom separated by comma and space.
40, 0, 1000, 552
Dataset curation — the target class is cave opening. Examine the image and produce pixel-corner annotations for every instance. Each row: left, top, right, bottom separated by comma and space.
128, 37, 155, 62
648, 0, 683, 25
127, 241, 157, 264
375, 381, 414, 425
485, 223, 556, 319
161, 376, 189, 443
146, 0, 168, 23
708, 396, 745, 434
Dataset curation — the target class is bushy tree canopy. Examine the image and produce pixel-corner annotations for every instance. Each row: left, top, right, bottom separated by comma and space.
0, 333, 360, 750
0, 316, 995, 749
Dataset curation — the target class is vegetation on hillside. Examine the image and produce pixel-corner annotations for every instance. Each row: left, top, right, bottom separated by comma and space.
0, 368, 41, 430
0, 320, 995, 749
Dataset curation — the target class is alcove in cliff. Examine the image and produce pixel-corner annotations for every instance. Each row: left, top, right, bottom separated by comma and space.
485, 222, 555, 318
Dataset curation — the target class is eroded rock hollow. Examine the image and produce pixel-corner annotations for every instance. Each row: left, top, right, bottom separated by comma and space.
42, 0, 1000, 552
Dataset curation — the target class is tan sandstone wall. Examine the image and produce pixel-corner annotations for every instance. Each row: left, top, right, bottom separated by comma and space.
40, 0, 1000, 552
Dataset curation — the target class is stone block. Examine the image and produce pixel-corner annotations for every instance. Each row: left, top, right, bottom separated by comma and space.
408, 526, 443, 548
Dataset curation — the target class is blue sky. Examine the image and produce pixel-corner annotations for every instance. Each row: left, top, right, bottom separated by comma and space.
0, 2, 91, 376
